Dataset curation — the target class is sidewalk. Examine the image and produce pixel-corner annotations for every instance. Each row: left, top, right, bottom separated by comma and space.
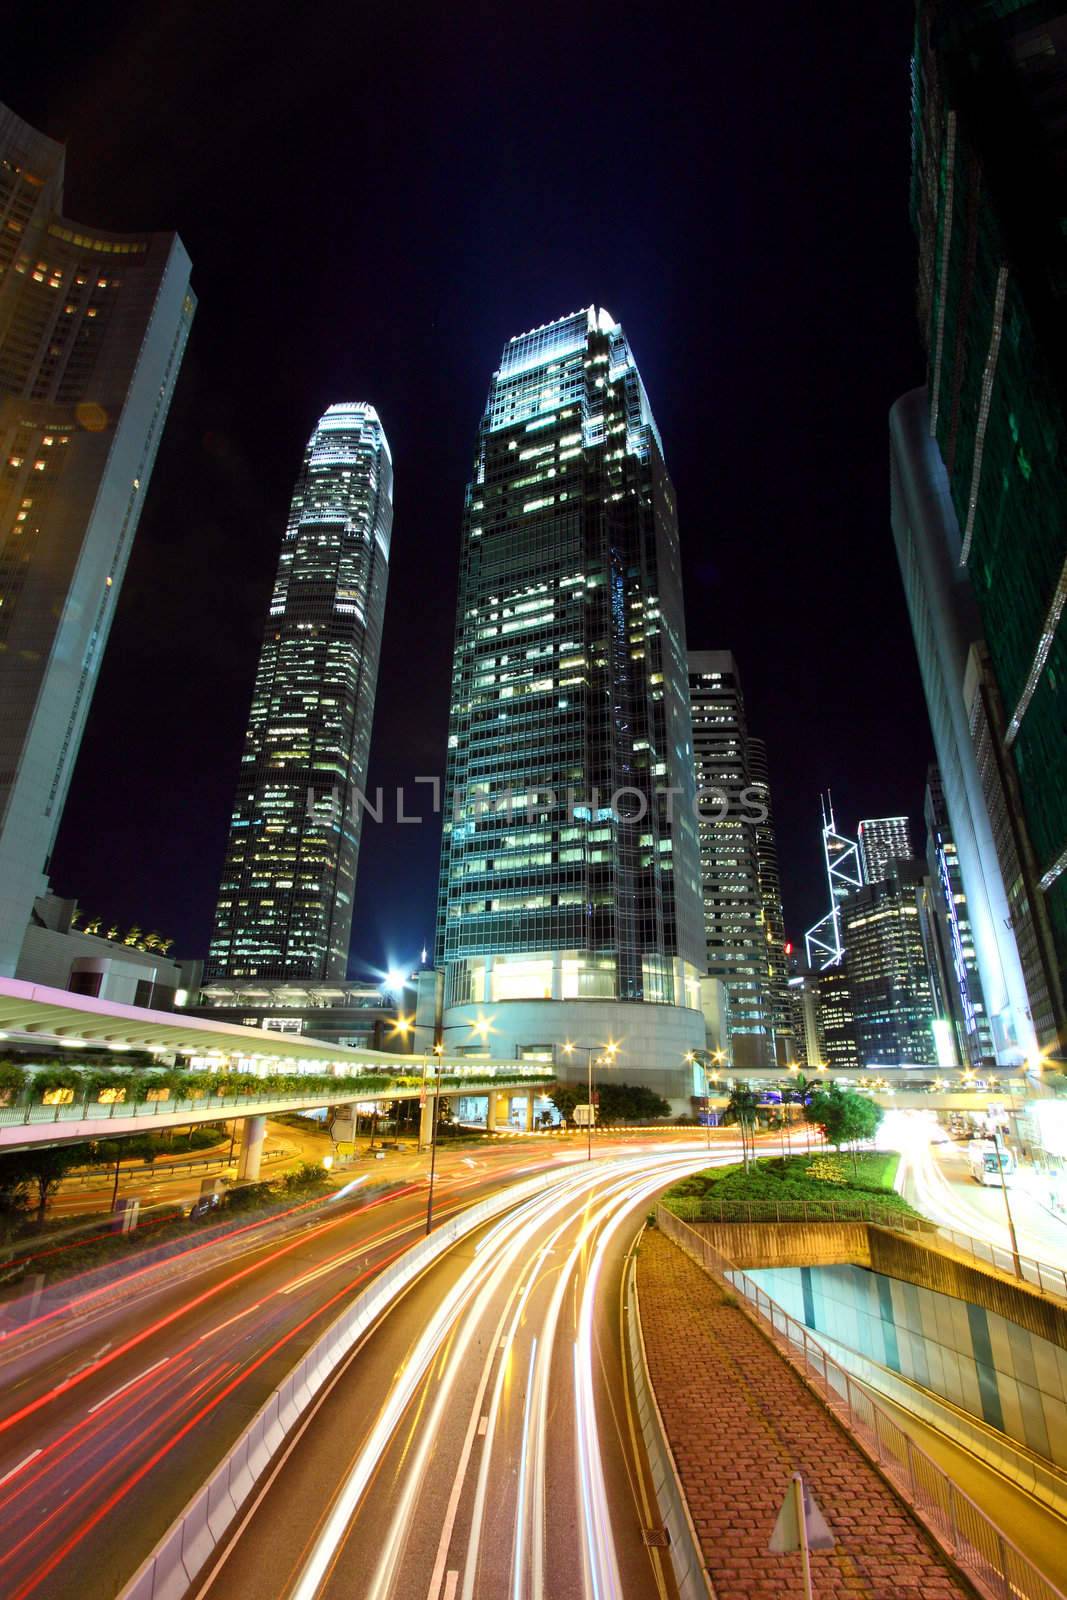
637, 1229, 973, 1598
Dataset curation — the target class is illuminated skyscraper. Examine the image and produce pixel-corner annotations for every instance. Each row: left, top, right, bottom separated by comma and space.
857, 816, 913, 885
0, 102, 194, 976
207, 404, 392, 981
843, 858, 938, 1067
435, 308, 705, 1098
912, 1, 1067, 1038
688, 652, 790, 1067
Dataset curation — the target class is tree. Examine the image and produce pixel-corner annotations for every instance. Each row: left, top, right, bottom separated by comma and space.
549, 1083, 582, 1124
722, 1084, 762, 1171
804, 1085, 883, 1173
15, 1147, 83, 1226
0, 1154, 30, 1239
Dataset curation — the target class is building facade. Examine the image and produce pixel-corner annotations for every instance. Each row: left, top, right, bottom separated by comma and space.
206, 404, 393, 982
435, 308, 706, 1099
912, 1, 1067, 1040
0, 102, 195, 975
923, 765, 996, 1068
688, 652, 789, 1067
843, 858, 939, 1067
890, 385, 1039, 1062
858, 816, 913, 885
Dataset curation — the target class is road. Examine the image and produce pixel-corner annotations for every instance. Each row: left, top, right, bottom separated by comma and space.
897, 1128, 1067, 1270
193, 1146, 715, 1600
0, 1134, 729, 1599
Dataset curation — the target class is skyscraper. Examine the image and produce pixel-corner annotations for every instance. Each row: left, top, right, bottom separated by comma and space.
688, 652, 789, 1067
890, 385, 1039, 1062
923, 765, 995, 1069
912, 1, 1067, 1040
206, 404, 392, 982
0, 102, 194, 976
843, 858, 938, 1067
435, 308, 705, 1098
857, 816, 913, 885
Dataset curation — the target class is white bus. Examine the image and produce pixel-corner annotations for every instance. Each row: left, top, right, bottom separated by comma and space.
968, 1141, 1016, 1186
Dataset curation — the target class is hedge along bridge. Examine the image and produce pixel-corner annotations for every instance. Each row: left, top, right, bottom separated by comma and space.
0, 978, 553, 1174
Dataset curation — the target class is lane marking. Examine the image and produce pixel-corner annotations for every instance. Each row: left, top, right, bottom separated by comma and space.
477, 1416, 488, 1437
199, 1305, 261, 1341
443, 1575, 458, 1600
87, 1357, 168, 1415
0, 1449, 41, 1487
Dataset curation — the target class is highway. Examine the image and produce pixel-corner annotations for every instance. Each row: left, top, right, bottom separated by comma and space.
896, 1125, 1067, 1271
0, 1135, 728, 1599
192, 1146, 714, 1600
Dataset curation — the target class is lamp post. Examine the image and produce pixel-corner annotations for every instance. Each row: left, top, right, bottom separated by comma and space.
562, 1040, 619, 1159
992, 1125, 1023, 1279
425, 1042, 445, 1235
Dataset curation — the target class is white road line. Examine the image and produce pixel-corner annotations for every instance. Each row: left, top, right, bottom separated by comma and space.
443, 1575, 458, 1600
0, 1448, 41, 1486
87, 1356, 168, 1414
476, 1416, 488, 1437
199, 1304, 261, 1341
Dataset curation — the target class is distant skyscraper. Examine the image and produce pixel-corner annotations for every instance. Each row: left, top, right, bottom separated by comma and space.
814, 962, 859, 1071
207, 404, 392, 981
435, 308, 705, 1098
0, 102, 195, 977
843, 858, 938, 1067
912, 1, 1067, 1040
688, 652, 789, 1067
804, 795, 862, 971
857, 816, 913, 885
890, 385, 1039, 1062
923, 766, 995, 1069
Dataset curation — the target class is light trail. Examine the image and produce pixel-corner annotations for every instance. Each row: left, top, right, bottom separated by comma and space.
286, 1145, 722, 1600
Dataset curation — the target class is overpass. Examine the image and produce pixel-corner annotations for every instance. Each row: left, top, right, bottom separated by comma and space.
716, 1062, 1044, 1112
0, 978, 553, 1172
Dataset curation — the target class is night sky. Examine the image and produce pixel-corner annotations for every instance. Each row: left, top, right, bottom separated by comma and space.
11, 0, 933, 976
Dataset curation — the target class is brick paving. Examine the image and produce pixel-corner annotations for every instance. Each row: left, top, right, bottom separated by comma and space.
637, 1230, 972, 1599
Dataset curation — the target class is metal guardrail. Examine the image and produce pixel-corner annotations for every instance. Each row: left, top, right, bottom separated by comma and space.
665, 1197, 1067, 1302
655, 1205, 1066, 1600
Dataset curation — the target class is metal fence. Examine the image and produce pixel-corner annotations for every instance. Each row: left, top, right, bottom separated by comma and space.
664, 1196, 1067, 1302
655, 1205, 1066, 1600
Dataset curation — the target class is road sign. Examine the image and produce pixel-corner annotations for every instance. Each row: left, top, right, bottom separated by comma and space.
769, 1474, 834, 1554
769, 1473, 833, 1600
574, 1104, 597, 1127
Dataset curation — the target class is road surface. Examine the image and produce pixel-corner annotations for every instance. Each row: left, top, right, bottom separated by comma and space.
0, 1135, 730, 1599
194, 1147, 714, 1600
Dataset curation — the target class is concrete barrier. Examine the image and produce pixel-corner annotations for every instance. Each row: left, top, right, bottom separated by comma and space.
693, 1221, 872, 1270
120, 1168, 560, 1600
625, 1242, 716, 1600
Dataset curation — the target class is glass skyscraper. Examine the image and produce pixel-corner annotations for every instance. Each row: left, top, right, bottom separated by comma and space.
688, 651, 790, 1067
912, 1, 1067, 1039
207, 404, 392, 982
857, 816, 913, 885
435, 308, 705, 1096
0, 102, 194, 977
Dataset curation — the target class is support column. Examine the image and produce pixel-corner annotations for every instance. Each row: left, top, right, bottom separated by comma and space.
485, 1092, 497, 1131
237, 1114, 267, 1182
550, 952, 563, 1001
419, 1092, 435, 1149
523, 1092, 535, 1133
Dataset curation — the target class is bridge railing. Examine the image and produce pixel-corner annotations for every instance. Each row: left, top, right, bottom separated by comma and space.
664, 1196, 1067, 1302
656, 1205, 1066, 1600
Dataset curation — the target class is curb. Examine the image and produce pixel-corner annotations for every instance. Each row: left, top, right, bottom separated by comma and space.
625, 1230, 717, 1600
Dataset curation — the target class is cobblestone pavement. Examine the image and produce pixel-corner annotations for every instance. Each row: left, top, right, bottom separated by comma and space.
637, 1229, 973, 1599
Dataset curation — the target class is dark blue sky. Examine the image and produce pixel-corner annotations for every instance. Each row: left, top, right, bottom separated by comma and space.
12, 0, 932, 972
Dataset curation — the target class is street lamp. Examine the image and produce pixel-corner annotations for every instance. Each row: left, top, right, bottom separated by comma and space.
425, 1042, 445, 1235
562, 1039, 619, 1160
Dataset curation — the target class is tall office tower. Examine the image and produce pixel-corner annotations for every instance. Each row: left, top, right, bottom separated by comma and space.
206, 404, 392, 982
0, 103, 194, 977
747, 737, 792, 1053
689, 652, 775, 1067
815, 963, 859, 1070
924, 766, 995, 1069
843, 858, 939, 1067
912, 2, 1067, 1039
435, 308, 706, 1100
787, 964, 825, 1070
804, 795, 863, 970
857, 817, 913, 885
890, 386, 1041, 1061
